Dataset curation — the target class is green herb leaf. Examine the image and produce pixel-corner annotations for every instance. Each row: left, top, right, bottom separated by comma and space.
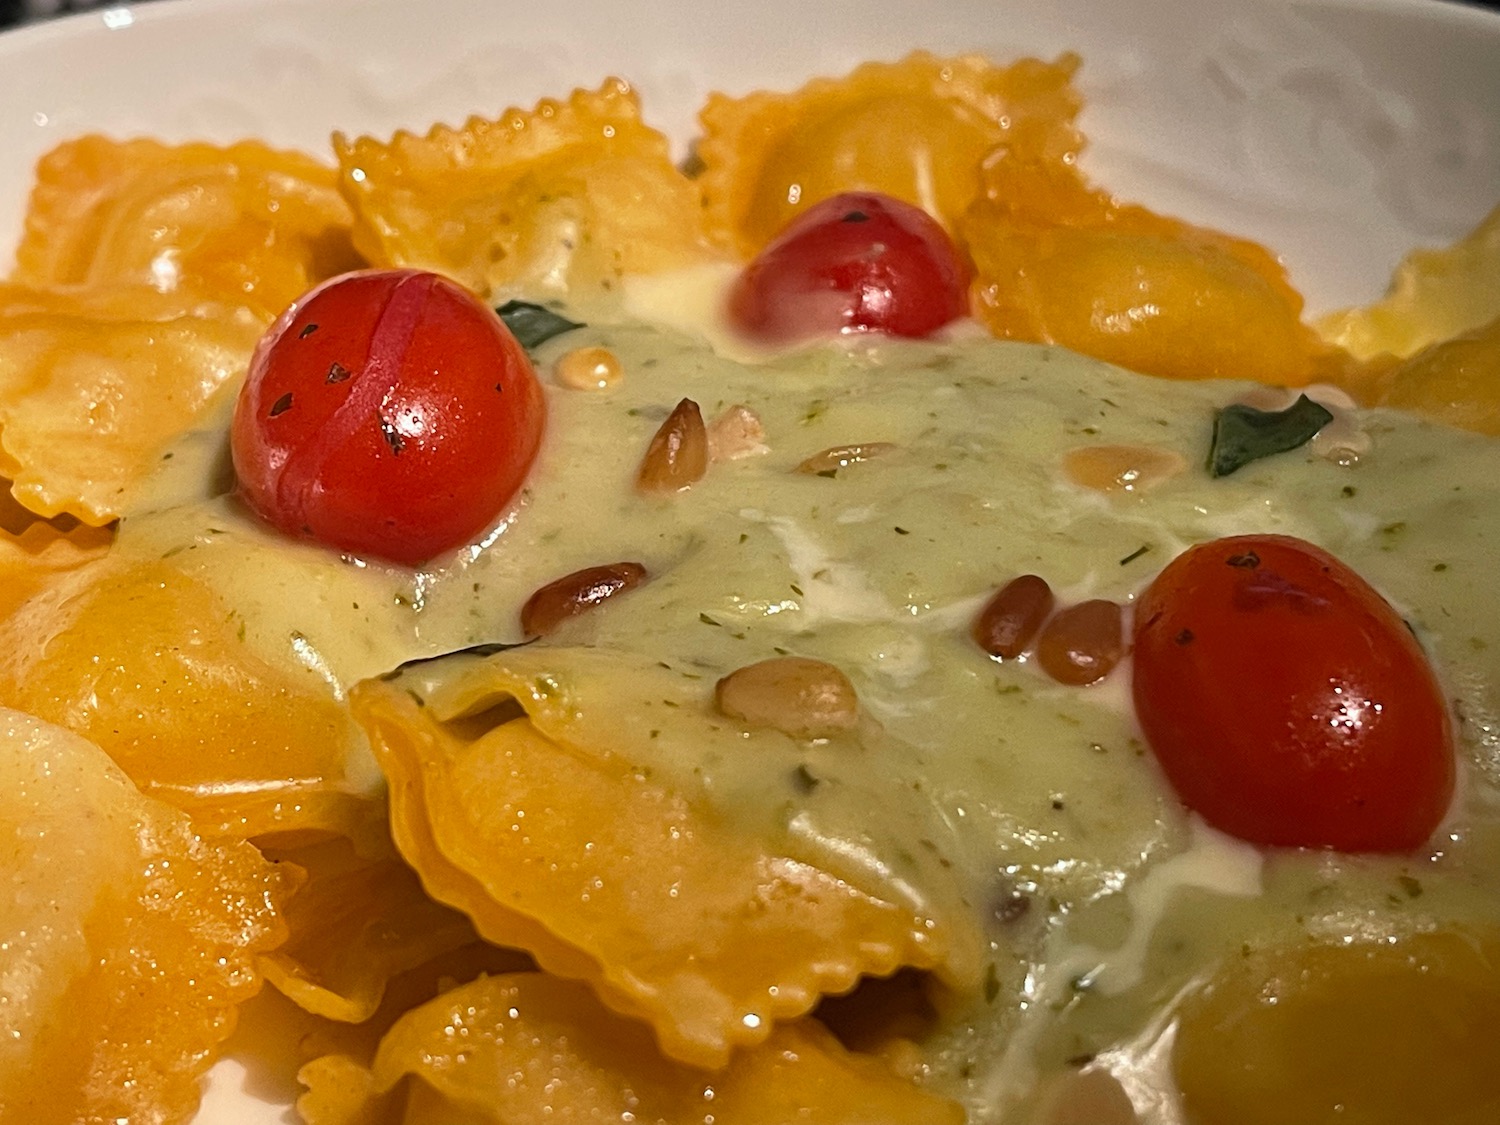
495, 300, 584, 351
1209, 394, 1334, 478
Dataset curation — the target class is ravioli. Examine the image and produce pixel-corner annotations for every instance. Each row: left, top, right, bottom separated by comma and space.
0, 556, 378, 840
259, 835, 486, 1024
1316, 205, 1500, 435
0, 707, 290, 1125
298, 972, 965, 1125
697, 50, 1338, 389
334, 79, 717, 302
0, 282, 264, 523
12, 135, 360, 319
1374, 313, 1500, 436
960, 135, 1332, 387
1173, 930, 1500, 1125
1316, 202, 1500, 361
0, 511, 109, 619
0, 136, 361, 527
338, 310, 1499, 1120
354, 657, 963, 1069
0, 55, 1497, 1125
697, 51, 1083, 257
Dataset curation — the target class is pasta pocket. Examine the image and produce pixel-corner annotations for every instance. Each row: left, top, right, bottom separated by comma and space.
260, 835, 488, 1024
0, 706, 291, 1125
298, 972, 965, 1125
1374, 313, 1500, 436
0, 511, 109, 619
353, 651, 971, 1069
961, 142, 1330, 387
0, 282, 264, 523
1312, 205, 1500, 433
696, 51, 1083, 256
2, 33, 1497, 1125
12, 135, 360, 318
1173, 930, 1500, 1125
1316, 202, 1500, 361
0, 557, 378, 841
334, 80, 716, 301
1, 136, 359, 525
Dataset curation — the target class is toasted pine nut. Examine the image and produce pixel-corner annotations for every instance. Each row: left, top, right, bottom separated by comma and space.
553, 346, 623, 391
1062, 444, 1186, 493
715, 656, 858, 739
706, 404, 769, 462
637, 398, 708, 494
1036, 599, 1125, 686
520, 562, 648, 637
795, 442, 896, 475
972, 574, 1055, 659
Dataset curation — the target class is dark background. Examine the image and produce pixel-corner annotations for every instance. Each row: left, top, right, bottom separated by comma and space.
3, 0, 1500, 25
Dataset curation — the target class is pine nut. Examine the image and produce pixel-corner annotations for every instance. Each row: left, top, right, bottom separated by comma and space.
1036, 599, 1125, 685
972, 574, 1055, 659
706, 404, 769, 462
520, 561, 648, 637
636, 398, 708, 494
553, 345, 623, 391
1062, 444, 1186, 493
715, 656, 859, 739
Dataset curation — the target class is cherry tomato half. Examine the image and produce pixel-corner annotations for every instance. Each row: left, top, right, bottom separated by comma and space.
231, 269, 545, 566
727, 191, 969, 343
1131, 534, 1454, 851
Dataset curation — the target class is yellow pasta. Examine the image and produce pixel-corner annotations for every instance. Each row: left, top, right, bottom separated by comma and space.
0, 706, 291, 1124
13, 135, 360, 318
353, 655, 969, 1069
1173, 930, 1500, 1125
259, 835, 487, 1024
1373, 314, 1500, 435
0, 40, 1496, 1125
0, 136, 361, 526
0, 508, 109, 619
696, 51, 1083, 257
335, 79, 716, 301
0, 282, 264, 523
0, 556, 378, 840
1317, 202, 1500, 361
298, 972, 965, 1125
960, 127, 1332, 387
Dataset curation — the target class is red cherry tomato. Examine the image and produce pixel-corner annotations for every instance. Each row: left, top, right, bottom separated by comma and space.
727, 191, 969, 343
231, 269, 545, 566
1132, 534, 1453, 852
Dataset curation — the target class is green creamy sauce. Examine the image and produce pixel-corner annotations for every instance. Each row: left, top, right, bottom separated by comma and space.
120, 315, 1500, 1120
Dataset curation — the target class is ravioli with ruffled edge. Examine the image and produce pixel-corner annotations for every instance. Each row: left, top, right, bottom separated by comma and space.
0, 45, 1497, 1125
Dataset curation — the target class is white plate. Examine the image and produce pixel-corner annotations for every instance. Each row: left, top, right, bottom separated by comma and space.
0, 0, 1497, 1121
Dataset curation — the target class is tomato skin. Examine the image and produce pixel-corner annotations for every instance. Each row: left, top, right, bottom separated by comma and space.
1131, 535, 1454, 852
231, 269, 545, 566
727, 191, 969, 343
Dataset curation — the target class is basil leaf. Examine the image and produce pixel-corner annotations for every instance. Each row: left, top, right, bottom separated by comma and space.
1209, 394, 1334, 478
496, 300, 584, 351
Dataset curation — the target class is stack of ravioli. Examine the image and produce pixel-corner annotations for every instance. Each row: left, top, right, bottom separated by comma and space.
0, 52, 1497, 1125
